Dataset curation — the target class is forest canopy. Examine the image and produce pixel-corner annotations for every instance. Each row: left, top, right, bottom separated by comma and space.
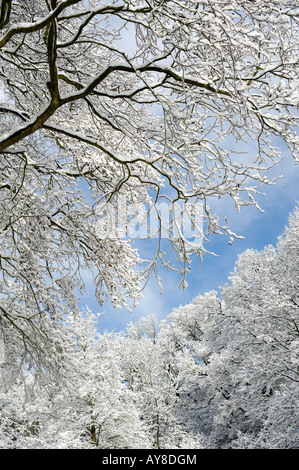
1, 206, 298, 449
0, 0, 299, 449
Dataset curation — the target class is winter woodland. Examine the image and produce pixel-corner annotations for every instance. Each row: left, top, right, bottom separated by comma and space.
0, 0, 298, 449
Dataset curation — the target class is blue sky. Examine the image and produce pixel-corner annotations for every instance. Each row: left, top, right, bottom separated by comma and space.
79, 140, 299, 333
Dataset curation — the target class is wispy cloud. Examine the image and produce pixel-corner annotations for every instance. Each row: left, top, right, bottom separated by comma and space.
80, 146, 299, 333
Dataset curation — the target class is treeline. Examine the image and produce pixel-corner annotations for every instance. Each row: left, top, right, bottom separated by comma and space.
0, 208, 298, 449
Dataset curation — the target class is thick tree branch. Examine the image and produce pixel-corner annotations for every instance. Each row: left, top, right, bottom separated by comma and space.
0, 59, 230, 153
0, 0, 12, 30
0, 0, 80, 48
0, 101, 60, 152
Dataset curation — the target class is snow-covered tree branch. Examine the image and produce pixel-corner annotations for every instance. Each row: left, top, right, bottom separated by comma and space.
0, 0, 299, 382
1, 207, 298, 448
